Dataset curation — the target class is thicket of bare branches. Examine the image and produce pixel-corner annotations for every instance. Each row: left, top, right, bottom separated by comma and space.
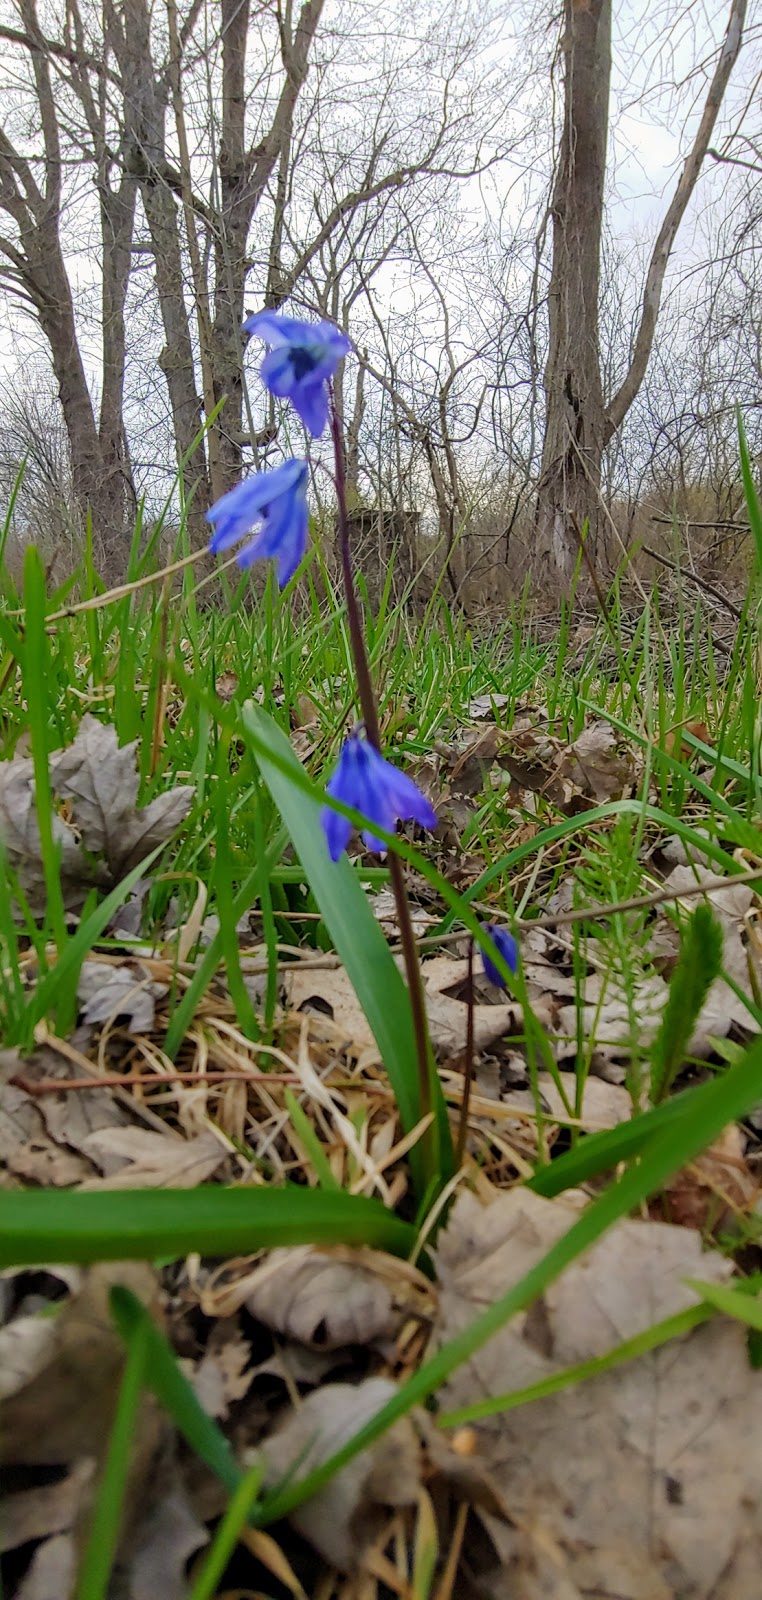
0, 0, 760, 599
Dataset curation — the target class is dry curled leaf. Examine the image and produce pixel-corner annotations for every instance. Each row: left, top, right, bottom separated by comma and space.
0, 1262, 162, 1466
241, 1245, 407, 1350
13, 1534, 76, 1600
433, 1189, 760, 1600
0, 715, 193, 915
77, 960, 168, 1034
258, 1378, 421, 1572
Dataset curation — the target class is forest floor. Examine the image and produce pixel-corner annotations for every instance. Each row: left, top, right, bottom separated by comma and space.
2, 536, 762, 1599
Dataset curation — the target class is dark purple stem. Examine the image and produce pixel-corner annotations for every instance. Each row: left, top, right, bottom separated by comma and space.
455, 937, 476, 1167
329, 392, 435, 1151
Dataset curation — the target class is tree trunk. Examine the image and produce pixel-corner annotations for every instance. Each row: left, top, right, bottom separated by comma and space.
534, 0, 611, 592
534, 0, 747, 599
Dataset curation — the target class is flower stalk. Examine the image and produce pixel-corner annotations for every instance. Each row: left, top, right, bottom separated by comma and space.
330, 395, 438, 1164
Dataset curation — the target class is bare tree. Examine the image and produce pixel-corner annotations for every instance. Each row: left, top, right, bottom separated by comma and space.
0, 0, 136, 578
534, 0, 747, 593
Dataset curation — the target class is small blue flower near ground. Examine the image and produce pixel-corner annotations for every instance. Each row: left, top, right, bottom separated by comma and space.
206, 459, 309, 588
244, 310, 352, 437
480, 923, 519, 987
321, 731, 438, 861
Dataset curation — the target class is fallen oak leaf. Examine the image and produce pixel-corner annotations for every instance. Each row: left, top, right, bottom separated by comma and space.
433, 1190, 758, 1600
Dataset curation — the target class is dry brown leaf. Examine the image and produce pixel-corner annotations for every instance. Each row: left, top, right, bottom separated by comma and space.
50, 714, 194, 878
285, 964, 379, 1066
469, 693, 511, 719
0, 715, 193, 915
371, 888, 438, 939
258, 1377, 421, 1572
662, 1123, 757, 1231
0, 1311, 63, 1400
535, 1071, 632, 1130
0, 1460, 94, 1553
78, 1126, 229, 1189
433, 1189, 760, 1600
77, 960, 168, 1033
14, 1534, 77, 1600
0, 1078, 95, 1187
0, 1262, 162, 1467
500, 719, 637, 812
241, 1246, 406, 1350
190, 1322, 253, 1419
423, 954, 536, 1055
126, 1477, 209, 1600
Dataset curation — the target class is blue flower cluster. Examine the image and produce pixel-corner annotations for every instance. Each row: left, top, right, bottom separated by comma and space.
206, 312, 349, 584
206, 306, 445, 870
205, 306, 519, 971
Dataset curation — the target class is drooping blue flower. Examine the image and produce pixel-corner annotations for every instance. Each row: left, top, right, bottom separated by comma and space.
243, 310, 352, 437
321, 732, 438, 861
480, 923, 519, 988
206, 459, 309, 588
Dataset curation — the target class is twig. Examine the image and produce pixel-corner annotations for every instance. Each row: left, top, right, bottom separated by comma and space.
10, 1069, 303, 1095
641, 543, 743, 622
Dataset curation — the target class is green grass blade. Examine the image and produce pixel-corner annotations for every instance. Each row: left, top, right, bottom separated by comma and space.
650, 903, 724, 1103
75, 1311, 149, 1600
188, 1466, 264, 1600
528, 1087, 696, 1198
110, 1286, 242, 1494
22, 547, 67, 961
0, 1186, 419, 1268
437, 1301, 713, 1428
684, 1276, 762, 1332
738, 411, 762, 579
242, 703, 454, 1198
284, 1087, 340, 1190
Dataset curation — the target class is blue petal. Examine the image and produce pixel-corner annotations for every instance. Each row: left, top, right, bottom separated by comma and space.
206, 473, 272, 536
244, 310, 314, 347
291, 378, 329, 437
321, 804, 353, 862
321, 736, 437, 860
314, 321, 353, 361
261, 347, 298, 396
372, 761, 438, 831
236, 475, 308, 587
480, 924, 518, 988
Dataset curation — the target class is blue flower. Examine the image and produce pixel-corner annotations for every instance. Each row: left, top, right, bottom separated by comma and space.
243, 310, 352, 437
321, 732, 438, 861
206, 459, 309, 588
480, 923, 519, 988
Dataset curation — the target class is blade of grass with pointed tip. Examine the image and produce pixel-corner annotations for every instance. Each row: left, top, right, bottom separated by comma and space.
650, 902, 724, 1103
0, 1185, 418, 1268
188, 1466, 264, 1600
684, 1276, 762, 1332
738, 410, 762, 579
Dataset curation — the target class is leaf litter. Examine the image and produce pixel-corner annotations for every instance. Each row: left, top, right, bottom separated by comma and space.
0, 714, 192, 915
3, 708, 762, 1595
